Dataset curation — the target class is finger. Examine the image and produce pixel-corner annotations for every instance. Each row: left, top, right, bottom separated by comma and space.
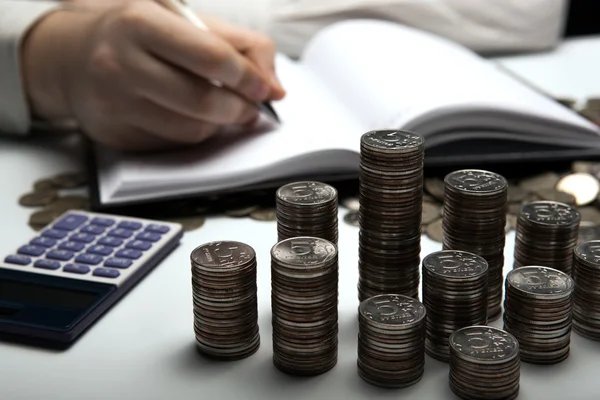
126, 98, 222, 144
129, 52, 260, 125
121, 2, 272, 102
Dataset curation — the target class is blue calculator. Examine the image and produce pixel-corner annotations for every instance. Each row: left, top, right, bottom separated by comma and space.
0, 211, 183, 348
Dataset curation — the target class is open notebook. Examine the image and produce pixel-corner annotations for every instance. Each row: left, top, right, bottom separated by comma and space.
91, 19, 600, 207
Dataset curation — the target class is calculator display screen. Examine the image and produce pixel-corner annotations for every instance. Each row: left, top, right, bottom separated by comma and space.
0, 280, 98, 310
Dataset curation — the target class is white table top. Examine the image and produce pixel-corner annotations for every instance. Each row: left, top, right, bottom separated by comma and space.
3, 36, 600, 400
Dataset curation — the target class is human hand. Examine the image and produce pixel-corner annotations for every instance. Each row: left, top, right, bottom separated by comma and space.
23, 1, 285, 151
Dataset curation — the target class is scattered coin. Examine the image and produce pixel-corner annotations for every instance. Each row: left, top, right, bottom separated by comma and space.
33, 178, 57, 191
357, 295, 426, 388
518, 172, 559, 192
503, 266, 574, 364
342, 197, 360, 211
276, 181, 338, 245
507, 214, 518, 232
556, 172, 600, 206
507, 202, 523, 215
191, 241, 260, 360
47, 195, 90, 212
571, 161, 595, 174
166, 216, 206, 231
343, 211, 359, 227
271, 237, 338, 375
578, 207, 600, 224
425, 218, 443, 243
534, 188, 576, 204
358, 130, 424, 301
424, 178, 445, 202
249, 208, 277, 221
507, 184, 527, 203
573, 240, 600, 341
51, 171, 87, 188
422, 202, 441, 225
578, 222, 600, 243
19, 190, 57, 207
513, 201, 581, 275
422, 251, 488, 362
449, 326, 520, 400
28, 208, 64, 231
225, 205, 260, 218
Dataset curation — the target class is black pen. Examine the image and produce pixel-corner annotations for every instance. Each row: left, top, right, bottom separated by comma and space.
156, 0, 280, 123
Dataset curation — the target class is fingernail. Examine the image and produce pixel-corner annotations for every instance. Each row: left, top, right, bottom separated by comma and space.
249, 79, 270, 101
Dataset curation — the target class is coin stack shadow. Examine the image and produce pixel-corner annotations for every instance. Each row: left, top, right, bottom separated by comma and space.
442, 169, 508, 321
513, 201, 581, 275
503, 266, 574, 364
449, 326, 520, 400
572, 240, 600, 340
275, 181, 338, 245
190, 241, 260, 360
357, 294, 426, 388
422, 250, 489, 362
358, 130, 424, 301
271, 237, 339, 375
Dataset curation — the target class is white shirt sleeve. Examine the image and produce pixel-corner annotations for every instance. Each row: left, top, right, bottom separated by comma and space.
0, 0, 64, 135
190, 0, 569, 58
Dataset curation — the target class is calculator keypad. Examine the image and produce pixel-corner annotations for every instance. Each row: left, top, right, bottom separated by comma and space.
3, 212, 177, 282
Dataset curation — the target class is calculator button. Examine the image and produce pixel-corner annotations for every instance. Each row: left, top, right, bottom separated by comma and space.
58, 241, 86, 252
117, 221, 143, 231
42, 229, 68, 239
30, 237, 57, 248
91, 217, 116, 227
34, 259, 61, 270
93, 268, 120, 278
70, 233, 96, 244
116, 249, 142, 260
98, 236, 123, 247
75, 253, 103, 266
63, 264, 91, 275
126, 240, 152, 251
53, 214, 88, 231
4, 255, 31, 265
17, 245, 46, 257
145, 224, 170, 234
104, 258, 133, 269
81, 225, 106, 235
108, 228, 134, 239
46, 250, 74, 261
86, 245, 113, 256
135, 232, 161, 242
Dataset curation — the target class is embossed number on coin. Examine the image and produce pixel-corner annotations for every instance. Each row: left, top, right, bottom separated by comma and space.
445, 170, 507, 193
521, 201, 580, 226
362, 130, 423, 150
359, 294, 426, 325
507, 266, 574, 295
271, 237, 336, 266
450, 326, 519, 362
276, 181, 337, 205
423, 250, 488, 278
191, 241, 255, 268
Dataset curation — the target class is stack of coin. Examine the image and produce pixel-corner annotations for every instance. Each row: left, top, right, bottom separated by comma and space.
271, 237, 339, 375
442, 169, 508, 321
422, 250, 489, 362
358, 130, 424, 301
276, 181, 338, 245
513, 201, 581, 275
190, 241, 260, 360
572, 240, 600, 340
503, 266, 574, 364
449, 326, 520, 400
357, 294, 426, 388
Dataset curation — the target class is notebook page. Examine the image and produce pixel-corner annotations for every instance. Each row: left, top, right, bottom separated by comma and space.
97, 55, 364, 203
301, 19, 599, 135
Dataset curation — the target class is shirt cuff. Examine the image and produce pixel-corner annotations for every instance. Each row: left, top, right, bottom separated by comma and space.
0, 1, 64, 136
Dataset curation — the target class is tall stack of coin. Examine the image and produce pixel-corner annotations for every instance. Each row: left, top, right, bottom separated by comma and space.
422, 251, 489, 362
271, 237, 339, 375
276, 181, 338, 245
449, 326, 520, 400
442, 169, 508, 321
503, 266, 574, 364
357, 295, 426, 388
513, 201, 581, 275
358, 130, 424, 301
572, 240, 600, 340
190, 241, 259, 360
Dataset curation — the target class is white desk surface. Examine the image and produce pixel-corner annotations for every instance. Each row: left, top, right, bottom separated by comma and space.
3, 36, 600, 400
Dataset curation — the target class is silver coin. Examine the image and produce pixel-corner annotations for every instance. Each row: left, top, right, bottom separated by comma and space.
276, 181, 337, 206
361, 130, 424, 152
423, 250, 488, 279
343, 211, 359, 227
191, 241, 255, 269
519, 172, 560, 193
449, 326, 519, 365
342, 197, 360, 211
359, 294, 426, 328
444, 169, 507, 195
520, 201, 581, 227
506, 266, 574, 298
271, 237, 337, 269
556, 172, 600, 206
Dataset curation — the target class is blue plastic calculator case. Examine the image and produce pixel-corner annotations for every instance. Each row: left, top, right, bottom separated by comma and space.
0, 211, 183, 348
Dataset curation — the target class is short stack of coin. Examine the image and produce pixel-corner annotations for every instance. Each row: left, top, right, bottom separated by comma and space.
513, 201, 581, 275
358, 130, 424, 301
357, 294, 426, 388
573, 240, 600, 340
442, 169, 508, 321
449, 326, 520, 400
190, 241, 260, 360
271, 237, 339, 375
422, 251, 489, 362
503, 266, 574, 364
276, 181, 338, 244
